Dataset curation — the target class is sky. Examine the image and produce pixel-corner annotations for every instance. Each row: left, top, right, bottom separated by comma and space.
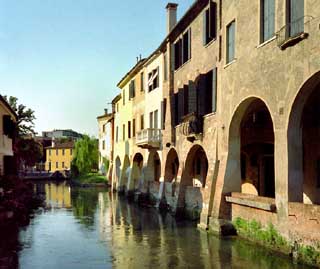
0, 0, 194, 137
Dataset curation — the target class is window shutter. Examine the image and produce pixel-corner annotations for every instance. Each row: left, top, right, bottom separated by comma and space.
209, 1, 217, 39
205, 71, 213, 115
141, 72, 144, 91
268, 0, 275, 38
170, 94, 176, 127
212, 68, 217, 113
161, 99, 167, 130
188, 28, 192, 60
188, 80, 197, 113
178, 88, 184, 124
197, 75, 207, 116
290, 0, 304, 36
203, 11, 207, 45
3, 115, 10, 136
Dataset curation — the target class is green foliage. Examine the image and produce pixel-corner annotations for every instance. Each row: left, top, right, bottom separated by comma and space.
297, 245, 320, 265
72, 135, 99, 175
233, 218, 288, 250
102, 157, 110, 172
74, 173, 107, 184
3, 95, 36, 136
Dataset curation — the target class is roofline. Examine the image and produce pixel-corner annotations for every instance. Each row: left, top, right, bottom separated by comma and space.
0, 95, 18, 121
112, 94, 121, 104
97, 113, 113, 120
116, 58, 147, 88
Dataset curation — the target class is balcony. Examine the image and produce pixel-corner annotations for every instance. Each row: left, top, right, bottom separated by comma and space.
180, 112, 203, 142
277, 16, 312, 50
136, 128, 161, 149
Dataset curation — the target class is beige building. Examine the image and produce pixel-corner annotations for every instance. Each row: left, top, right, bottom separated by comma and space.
0, 95, 17, 175
45, 141, 74, 172
111, 0, 320, 254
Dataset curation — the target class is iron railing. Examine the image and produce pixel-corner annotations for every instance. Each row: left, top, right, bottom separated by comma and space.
277, 16, 313, 49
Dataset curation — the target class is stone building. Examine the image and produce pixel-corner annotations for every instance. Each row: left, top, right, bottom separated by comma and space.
111, 0, 320, 248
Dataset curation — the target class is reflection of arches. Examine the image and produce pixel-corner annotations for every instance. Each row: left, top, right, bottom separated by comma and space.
164, 148, 179, 182
120, 155, 130, 191
226, 97, 275, 198
130, 153, 144, 191
146, 151, 161, 182
288, 71, 320, 204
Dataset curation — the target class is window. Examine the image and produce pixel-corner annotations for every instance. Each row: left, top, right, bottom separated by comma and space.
116, 126, 119, 142
123, 124, 125, 141
164, 53, 168, 81
287, 0, 304, 37
133, 119, 136, 137
56, 149, 58, 155
148, 67, 159, 91
174, 28, 191, 70
141, 115, 144, 130
149, 112, 154, 128
182, 29, 191, 64
102, 140, 105, 150
48, 162, 51, 171
70, 149, 73, 155
62, 149, 65, 156
203, 1, 217, 45
123, 90, 125, 105
128, 121, 131, 139
102, 124, 105, 132
261, 0, 275, 42
226, 21, 235, 63
62, 162, 65, 169
129, 79, 136, 99
56, 162, 58, 169
49, 149, 51, 156
154, 110, 158, 129
140, 72, 144, 91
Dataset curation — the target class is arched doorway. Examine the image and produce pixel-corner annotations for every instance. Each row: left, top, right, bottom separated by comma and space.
227, 98, 275, 198
163, 149, 180, 209
288, 72, 320, 204
120, 155, 130, 192
115, 157, 121, 190
179, 145, 208, 219
130, 153, 144, 192
146, 151, 161, 182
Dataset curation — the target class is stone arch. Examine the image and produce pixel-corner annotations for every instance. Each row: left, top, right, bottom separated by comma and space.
114, 156, 121, 190
146, 151, 161, 182
226, 97, 275, 198
164, 148, 180, 182
178, 145, 208, 219
129, 153, 144, 192
287, 71, 320, 203
119, 155, 130, 192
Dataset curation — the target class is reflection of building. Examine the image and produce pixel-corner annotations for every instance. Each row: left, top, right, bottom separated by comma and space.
45, 141, 74, 172
45, 182, 71, 208
0, 95, 17, 175
109, 0, 320, 252
97, 110, 113, 175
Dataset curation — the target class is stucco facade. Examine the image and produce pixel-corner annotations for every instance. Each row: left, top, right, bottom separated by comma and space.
97, 112, 112, 174
45, 142, 74, 172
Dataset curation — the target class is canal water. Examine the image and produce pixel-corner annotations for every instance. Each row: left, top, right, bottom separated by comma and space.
1, 181, 311, 269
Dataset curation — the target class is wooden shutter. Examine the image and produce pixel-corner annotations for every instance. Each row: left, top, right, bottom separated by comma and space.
209, 1, 217, 39
161, 99, 167, 130
170, 94, 176, 127
178, 88, 184, 123
197, 75, 207, 116
188, 28, 192, 60
188, 81, 197, 113
212, 68, 217, 113
290, 0, 304, 36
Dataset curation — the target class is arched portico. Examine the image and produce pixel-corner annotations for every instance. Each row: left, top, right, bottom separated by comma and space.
114, 156, 121, 191
119, 155, 130, 193
288, 71, 320, 204
128, 153, 144, 193
179, 145, 208, 220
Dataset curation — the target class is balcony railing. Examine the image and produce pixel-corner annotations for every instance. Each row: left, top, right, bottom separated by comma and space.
180, 112, 203, 142
277, 16, 312, 50
136, 128, 162, 149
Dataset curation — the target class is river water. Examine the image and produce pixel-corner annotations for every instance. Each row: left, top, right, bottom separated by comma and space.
1, 181, 310, 268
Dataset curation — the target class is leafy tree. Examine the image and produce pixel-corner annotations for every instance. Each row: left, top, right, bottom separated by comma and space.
72, 135, 98, 175
3, 95, 36, 135
15, 138, 43, 168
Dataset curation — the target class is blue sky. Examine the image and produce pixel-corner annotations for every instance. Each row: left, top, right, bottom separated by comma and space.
0, 0, 193, 136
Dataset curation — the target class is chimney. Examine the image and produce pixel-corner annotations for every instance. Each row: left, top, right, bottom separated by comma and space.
166, 3, 178, 34
104, 108, 108, 115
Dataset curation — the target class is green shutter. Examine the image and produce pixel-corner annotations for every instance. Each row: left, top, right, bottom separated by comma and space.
212, 68, 217, 113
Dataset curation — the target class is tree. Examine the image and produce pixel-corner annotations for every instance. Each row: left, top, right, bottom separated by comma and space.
15, 138, 43, 168
72, 135, 99, 175
3, 95, 36, 135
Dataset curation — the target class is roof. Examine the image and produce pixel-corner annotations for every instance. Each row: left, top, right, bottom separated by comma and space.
116, 58, 147, 88
0, 95, 18, 121
46, 141, 75, 149
112, 94, 121, 104
97, 113, 113, 120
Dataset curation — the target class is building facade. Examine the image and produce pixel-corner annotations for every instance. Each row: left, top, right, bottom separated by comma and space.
97, 110, 113, 175
45, 141, 74, 172
0, 95, 17, 175
111, 0, 320, 251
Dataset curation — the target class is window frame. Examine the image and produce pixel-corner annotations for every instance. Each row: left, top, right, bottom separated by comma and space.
226, 20, 236, 64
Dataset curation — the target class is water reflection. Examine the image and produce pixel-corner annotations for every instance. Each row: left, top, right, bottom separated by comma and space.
0, 181, 311, 268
